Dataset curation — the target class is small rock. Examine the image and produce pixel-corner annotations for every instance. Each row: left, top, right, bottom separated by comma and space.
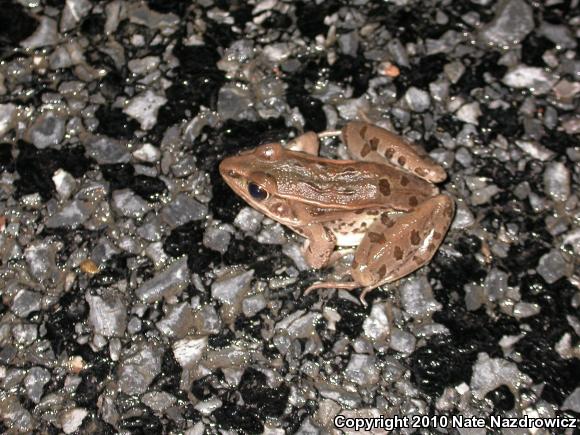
29, 112, 65, 149
117, 341, 164, 395
211, 269, 254, 304
133, 143, 160, 162
512, 302, 540, 319
135, 256, 190, 303
52, 169, 77, 200
515, 140, 555, 161
86, 136, 131, 164
399, 277, 442, 318
502, 66, 557, 95
537, 249, 572, 284
470, 353, 531, 400
60, 0, 92, 32
471, 185, 500, 205
404, 87, 431, 112
203, 223, 232, 254
161, 193, 207, 228
451, 203, 475, 229
389, 328, 416, 354
478, 0, 534, 49
0, 103, 17, 137
128, 56, 161, 75
543, 161, 570, 202
363, 303, 391, 345
344, 354, 379, 386
123, 90, 167, 130
173, 336, 208, 368
11, 288, 42, 318
87, 290, 128, 337
538, 22, 577, 50
562, 387, 580, 413
156, 302, 195, 339
45, 200, 92, 228
242, 294, 267, 317
217, 83, 254, 120
24, 240, 59, 283
112, 189, 151, 219
456, 102, 481, 124
23, 367, 51, 403
21, 16, 58, 49
234, 207, 263, 233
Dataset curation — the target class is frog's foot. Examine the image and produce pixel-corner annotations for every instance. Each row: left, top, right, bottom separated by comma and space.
304, 281, 373, 307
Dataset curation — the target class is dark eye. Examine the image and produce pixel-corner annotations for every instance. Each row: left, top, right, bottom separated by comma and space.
248, 182, 268, 200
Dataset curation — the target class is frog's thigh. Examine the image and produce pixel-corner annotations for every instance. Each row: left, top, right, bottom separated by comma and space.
286, 131, 320, 155
342, 121, 447, 183
300, 224, 337, 269
351, 194, 454, 288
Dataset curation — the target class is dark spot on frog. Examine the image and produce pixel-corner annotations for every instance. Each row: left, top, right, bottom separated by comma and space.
394, 246, 404, 260
360, 125, 368, 138
369, 138, 379, 150
410, 230, 421, 245
434, 231, 442, 240
409, 196, 418, 207
401, 175, 410, 186
385, 148, 395, 159
398, 156, 406, 165
360, 143, 371, 157
377, 264, 386, 278
379, 179, 391, 196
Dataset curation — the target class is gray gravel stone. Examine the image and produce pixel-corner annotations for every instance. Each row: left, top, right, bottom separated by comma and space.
470, 353, 531, 400
156, 302, 195, 339
0, 103, 17, 137
211, 269, 254, 304
344, 354, 379, 386
87, 290, 128, 337
11, 288, 42, 318
45, 200, 92, 228
400, 277, 442, 318
29, 112, 65, 149
502, 66, 558, 95
135, 256, 190, 303
23, 367, 51, 403
537, 249, 572, 284
112, 189, 151, 219
203, 223, 232, 254
543, 161, 571, 202
562, 387, 580, 413
389, 328, 416, 354
404, 87, 431, 112
21, 17, 58, 49
478, 0, 534, 48
161, 193, 207, 227
86, 136, 131, 164
123, 90, 167, 130
117, 340, 164, 395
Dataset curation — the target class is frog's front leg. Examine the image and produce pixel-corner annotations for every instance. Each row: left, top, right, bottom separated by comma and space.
351, 194, 455, 300
299, 223, 337, 269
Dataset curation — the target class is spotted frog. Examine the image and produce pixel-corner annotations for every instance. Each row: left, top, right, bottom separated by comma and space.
220, 121, 455, 302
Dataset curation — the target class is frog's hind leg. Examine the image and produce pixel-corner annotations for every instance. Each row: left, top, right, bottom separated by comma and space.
342, 121, 447, 183
351, 194, 455, 293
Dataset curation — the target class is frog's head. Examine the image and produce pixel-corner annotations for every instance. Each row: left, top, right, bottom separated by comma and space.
220, 143, 297, 224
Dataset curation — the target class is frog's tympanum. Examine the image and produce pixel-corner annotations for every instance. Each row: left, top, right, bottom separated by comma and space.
220, 121, 455, 302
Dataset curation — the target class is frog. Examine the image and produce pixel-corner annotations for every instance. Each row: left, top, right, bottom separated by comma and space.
219, 121, 455, 303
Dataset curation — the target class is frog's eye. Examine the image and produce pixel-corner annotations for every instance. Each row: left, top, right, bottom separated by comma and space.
248, 182, 268, 201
